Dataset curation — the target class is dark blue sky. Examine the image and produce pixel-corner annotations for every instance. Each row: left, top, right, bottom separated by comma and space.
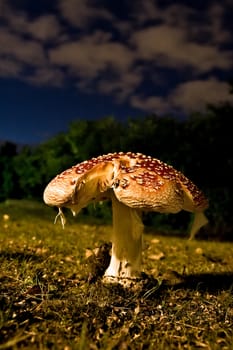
0, 78, 140, 144
0, 0, 232, 144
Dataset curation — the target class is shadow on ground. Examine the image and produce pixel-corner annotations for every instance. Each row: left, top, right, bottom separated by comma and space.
160, 270, 233, 293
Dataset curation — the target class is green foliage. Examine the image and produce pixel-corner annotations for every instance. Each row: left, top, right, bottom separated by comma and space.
0, 104, 233, 239
65, 116, 124, 160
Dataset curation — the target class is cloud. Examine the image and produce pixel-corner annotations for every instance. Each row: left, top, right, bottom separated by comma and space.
131, 78, 233, 114
25, 67, 65, 87
131, 95, 168, 115
0, 3, 62, 85
49, 31, 139, 99
0, 57, 23, 78
58, 0, 114, 28
50, 31, 134, 76
129, 1, 232, 76
0, 26, 64, 86
96, 70, 143, 101
0, 1, 62, 42
0, 29, 46, 66
170, 78, 233, 112
206, 4, 232, 44
0, 0, 232, 113
131, 0, 232, 46
130, 0, 193, 29
132, 25, 232, 73
26, 15, 62, 41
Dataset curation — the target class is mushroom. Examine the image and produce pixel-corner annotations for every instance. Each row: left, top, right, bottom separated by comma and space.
43, 152, 208, 284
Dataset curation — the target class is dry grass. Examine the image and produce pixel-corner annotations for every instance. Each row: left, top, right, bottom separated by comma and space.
0, 200, 232, 349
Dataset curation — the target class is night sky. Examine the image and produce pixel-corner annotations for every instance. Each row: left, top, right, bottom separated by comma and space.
0, 0, 233, 144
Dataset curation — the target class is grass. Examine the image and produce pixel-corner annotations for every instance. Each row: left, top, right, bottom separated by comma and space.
0, 199, 232, 349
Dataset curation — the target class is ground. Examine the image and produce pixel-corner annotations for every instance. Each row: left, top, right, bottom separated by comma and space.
0, 200, 232, 349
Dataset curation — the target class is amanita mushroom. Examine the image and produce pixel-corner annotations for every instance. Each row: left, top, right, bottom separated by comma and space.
43, 152, 208, 284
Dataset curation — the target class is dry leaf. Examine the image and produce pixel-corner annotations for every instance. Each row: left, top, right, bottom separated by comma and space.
151, 238, 160, 244
148, 252, 165, 260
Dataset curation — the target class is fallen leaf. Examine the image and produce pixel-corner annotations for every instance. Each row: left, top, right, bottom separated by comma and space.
151, 238, 160, 244
148, 252, 165, 260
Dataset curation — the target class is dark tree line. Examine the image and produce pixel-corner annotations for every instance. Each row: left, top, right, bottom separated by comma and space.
1, 103, 233, 239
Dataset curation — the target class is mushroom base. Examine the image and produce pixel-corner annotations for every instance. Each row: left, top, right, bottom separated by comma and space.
104, 251, 141, 279
103, 196, 144, 284
102, 275, 141, 287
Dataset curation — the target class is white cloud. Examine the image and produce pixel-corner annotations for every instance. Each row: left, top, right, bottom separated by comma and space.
25, 67, 65, 87
50, 31, 134, 77
0, 2, 62, 42
58, 0, 114, 28
131, 78, 233, 114
131, 0, 232, 46
0, 3, 63, 85
130, 0, 162, 24
0, 0, 232, 113
49, 31, 138, 98
96, 70, 143, 101
207, 4, 231, 44
27, 15, 61, 41
132, 25, 232, 73
0, 29, 46, 65
131, 95, 168, 115
0, 58, 22, 78
170, 78, 233, 112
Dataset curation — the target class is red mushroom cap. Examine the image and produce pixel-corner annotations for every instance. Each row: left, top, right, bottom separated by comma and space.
111, 152, 208, 214
43, 152, 208, 215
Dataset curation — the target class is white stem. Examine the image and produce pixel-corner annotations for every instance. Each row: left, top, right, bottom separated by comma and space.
104, 195, 144, 280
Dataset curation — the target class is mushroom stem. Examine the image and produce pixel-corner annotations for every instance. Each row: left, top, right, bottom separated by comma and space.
104, 195, 144, 281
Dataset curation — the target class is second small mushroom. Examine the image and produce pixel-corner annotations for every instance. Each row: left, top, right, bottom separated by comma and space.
43, 152, 208, 284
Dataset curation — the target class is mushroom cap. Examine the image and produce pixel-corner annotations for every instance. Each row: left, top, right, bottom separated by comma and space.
43, 158, 115, 214
112, 153, 208, 213
43, 152, 208, 215
43, 152, 133, 209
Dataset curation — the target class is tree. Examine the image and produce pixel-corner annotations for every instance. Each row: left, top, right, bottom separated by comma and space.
0, 142, 18, 200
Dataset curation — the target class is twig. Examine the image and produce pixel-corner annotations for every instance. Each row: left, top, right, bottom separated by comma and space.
0, 334, 31, 349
